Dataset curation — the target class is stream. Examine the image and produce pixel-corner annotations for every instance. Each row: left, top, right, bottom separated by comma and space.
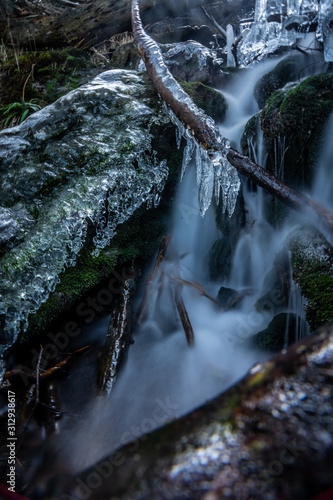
54, 54, 321, 473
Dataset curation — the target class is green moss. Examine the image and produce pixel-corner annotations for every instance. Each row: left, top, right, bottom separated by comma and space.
23, 244, 118, 338
0, 48, 95, 114
289, 227, 333, 330
262, 74, 333, 190
177, 79, 227, 121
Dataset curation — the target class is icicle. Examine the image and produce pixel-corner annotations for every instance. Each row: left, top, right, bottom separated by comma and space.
181, 135, 195, 180
226, 25, 236, 67
195, 144, 203, 187
199, 151, 214, 217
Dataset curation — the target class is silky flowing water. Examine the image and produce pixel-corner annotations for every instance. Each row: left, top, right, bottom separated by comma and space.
56, 56, 317, 473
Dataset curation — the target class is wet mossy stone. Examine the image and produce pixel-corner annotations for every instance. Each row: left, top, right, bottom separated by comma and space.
110, 42, 141, 70
254, 312, 298, 351
288, 226, 333, 330
255, 249, 291, 315
240, 113, 261, 157
0, 70, 174, 344
177, 79, 227, 121
262, 74, 333, 191
216, 287, 239, 309
254, 55, 303, 109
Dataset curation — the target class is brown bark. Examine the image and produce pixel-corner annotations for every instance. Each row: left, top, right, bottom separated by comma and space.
175, 285, 194, 346
132, 0, 333, 234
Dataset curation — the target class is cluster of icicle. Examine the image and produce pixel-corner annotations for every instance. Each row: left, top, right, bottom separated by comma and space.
0, 154, 168, 346
166, 105, 241, 218
238, 0, 333, 66
0, 71, 170, 347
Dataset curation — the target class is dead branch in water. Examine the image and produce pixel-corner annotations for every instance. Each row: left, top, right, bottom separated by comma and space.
97, 274, 136, 394
170, 276, 220, 307
136, 235, 171, 324
175, 285, 194, 346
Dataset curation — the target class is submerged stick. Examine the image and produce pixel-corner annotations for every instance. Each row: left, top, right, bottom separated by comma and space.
175, 285, 194, 347
131, 0, 333, 233
137, 235, 171, 324
170, 276, 220, 307
97, 276, 136, 394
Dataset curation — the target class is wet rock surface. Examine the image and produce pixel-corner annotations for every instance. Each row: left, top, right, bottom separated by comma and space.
0, 70, 171, 345
288, 225, 333, 330
162, 41, 226, 86
254, 312, 299, 351
60, 323, 333, 500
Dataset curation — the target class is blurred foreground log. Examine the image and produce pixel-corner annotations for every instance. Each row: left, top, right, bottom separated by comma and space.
63, 322, 333, 500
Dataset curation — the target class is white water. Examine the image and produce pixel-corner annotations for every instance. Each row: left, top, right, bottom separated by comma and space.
312, 112, 333, 211
57, 56, 314, 473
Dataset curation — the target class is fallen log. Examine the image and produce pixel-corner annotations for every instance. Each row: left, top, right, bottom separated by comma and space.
0, 0, 223, 50
170, 275, 220, 307
132, 0, 333, 234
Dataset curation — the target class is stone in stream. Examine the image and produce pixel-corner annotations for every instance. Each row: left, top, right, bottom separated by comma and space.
253, 311, 299, 351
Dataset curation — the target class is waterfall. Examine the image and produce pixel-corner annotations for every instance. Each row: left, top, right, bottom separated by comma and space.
312, 112, 333, 210
58, 57, 311, 472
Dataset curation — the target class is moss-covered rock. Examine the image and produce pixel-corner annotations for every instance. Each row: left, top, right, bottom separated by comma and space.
0, 70, 175, 345
288, 226, 333, 330
262, 74, 333, 191
177, 79, 227, 121
254, 312, 298, 351
254, 55, 303, 109
240, 112, 261, 157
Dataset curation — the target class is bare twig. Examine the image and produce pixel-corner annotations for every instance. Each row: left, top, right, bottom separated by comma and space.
175, 285, 194, 346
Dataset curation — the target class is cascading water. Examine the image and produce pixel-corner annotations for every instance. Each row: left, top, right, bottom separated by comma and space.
57, 56, 310, 473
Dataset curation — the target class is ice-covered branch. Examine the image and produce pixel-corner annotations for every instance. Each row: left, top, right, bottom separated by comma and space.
132, 0, 333, 232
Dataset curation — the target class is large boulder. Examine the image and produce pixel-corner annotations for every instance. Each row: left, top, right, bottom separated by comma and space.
162, 41, 227, 86
288, 226, 333, 330
261, 73, 333, 191
0, 70, 171, 347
